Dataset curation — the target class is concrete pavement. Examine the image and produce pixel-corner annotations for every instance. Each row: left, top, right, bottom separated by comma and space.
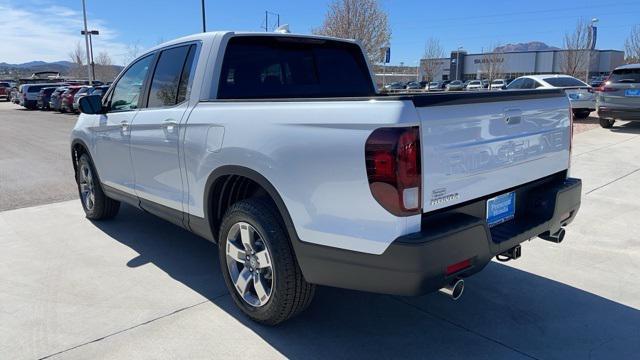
1, 117, 639, 359
0, 102, 78, 211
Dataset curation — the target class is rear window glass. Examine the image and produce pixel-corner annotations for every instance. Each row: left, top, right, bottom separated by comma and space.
543, 77, 587, 87
608, 68, 640, 83
0, 82, 10, 87
217, 36, 375, 99
27, 86, 45, 92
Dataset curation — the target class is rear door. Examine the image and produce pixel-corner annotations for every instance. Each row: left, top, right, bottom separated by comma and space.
129, 43, 198, 219
413, 91, 570, 212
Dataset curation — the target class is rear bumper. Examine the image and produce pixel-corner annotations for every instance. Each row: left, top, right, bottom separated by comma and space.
294, 173, 581, 296
598, 107, 640, 121
570, 99, 596, 110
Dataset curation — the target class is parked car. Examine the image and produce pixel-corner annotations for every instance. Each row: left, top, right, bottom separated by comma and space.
49, 87, 68, 111
405, 81, 421, 90
10, 88, 20, 103
465, 80, 483, 91
90, 85, 110, 98
36, 87, 57, 110
590, 76, 606, 88
596, 64, 640, 128
19, 83, 67, 109
427, 81, 442, 91
507, 75, 594, 119
60, 86, 83, 113
0, 82, 11, 101
383, 82, 405, 90
445, 80, 464, 91
489, 79, 508, 90
71, 31, 581, 325
73, 86, 94, 112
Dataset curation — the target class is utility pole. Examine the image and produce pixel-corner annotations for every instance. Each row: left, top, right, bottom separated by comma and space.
81, 0, 92, 84
201, 0, 207, 32
263, 11, 280, 32
456, 46, 462, 81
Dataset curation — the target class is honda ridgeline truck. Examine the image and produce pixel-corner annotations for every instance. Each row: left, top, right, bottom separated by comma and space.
71, 31, 582, 324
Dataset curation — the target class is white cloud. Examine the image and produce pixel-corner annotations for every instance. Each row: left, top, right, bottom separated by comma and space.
0, 1, 132, 65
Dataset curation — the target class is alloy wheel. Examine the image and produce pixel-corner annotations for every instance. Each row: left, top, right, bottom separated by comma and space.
225, 222, 274, 307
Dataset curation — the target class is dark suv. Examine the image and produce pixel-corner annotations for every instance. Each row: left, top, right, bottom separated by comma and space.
597, 64, 640, 128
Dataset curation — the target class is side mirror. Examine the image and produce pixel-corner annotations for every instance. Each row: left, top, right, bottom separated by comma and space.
79, 94, 104, 114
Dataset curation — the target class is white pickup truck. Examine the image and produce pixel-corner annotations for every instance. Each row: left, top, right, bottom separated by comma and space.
71, 31, 582, 324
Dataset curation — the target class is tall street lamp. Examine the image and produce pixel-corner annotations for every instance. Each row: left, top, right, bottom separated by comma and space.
81, 0, 92, 84
456, 46, 463, 80
81, 30, 99, 84
585, 18, 599, 83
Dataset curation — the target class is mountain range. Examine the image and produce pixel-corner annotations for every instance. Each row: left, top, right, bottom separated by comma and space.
493, 42, 560, 53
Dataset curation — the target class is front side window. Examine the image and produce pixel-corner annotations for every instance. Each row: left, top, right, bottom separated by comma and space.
507, 78, 524, 89
147, 44, 196, 108
109, 55, 153, 112
217, 36, 374, 99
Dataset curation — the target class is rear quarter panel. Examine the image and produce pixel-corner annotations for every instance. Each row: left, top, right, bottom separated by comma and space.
183, 99, 422, 254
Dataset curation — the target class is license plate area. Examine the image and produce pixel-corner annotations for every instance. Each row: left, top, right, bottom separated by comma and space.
625, 89, 640, 97
486, 192, 516, 227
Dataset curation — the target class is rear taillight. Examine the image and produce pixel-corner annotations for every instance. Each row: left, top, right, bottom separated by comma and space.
365, 126, 421, 216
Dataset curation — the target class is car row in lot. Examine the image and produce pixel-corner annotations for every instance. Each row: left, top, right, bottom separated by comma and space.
12, 83, 109, 113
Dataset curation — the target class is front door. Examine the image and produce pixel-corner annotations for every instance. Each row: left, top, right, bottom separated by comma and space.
94, 54, 155, 195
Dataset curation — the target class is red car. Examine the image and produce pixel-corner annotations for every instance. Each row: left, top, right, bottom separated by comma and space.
0, 82, 11, 101
59, 86, 83, 113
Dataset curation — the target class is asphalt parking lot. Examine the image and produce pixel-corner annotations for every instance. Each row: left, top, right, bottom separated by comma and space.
1, 101, 639, 359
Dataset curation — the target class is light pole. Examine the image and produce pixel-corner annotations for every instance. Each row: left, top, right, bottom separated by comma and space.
585, 18, 599, 83
81, 30, 99, 83
81, 0, 92, 84
456, 46, 463, 80
201, 0, 206, 32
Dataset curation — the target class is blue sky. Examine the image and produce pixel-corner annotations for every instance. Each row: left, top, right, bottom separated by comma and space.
1, 0, 638, 65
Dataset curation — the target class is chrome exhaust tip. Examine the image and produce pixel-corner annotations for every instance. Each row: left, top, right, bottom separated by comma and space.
539, 228, 566, 243
439, 279, 464, 300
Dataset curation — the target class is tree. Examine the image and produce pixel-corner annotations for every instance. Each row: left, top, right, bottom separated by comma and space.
93, 52, 120, 82
625, 25, 640, 63
314, 0, 391, 63
421, 38, 444, 82
480, 44, 505, 83
561, 19, 591, 78
68, 42, 87, 79
124, 41, 142, 64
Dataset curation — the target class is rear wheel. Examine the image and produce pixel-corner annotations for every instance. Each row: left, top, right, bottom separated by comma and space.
599, 118, 615, 128
573, 110, 591, 119
75, 153, 120, 220
219, 198, 315, 325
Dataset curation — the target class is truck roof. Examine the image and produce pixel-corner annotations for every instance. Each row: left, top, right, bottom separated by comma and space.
144, 31, 359, 56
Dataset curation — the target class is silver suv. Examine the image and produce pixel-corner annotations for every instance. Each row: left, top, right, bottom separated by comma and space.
597, 64, 640, 128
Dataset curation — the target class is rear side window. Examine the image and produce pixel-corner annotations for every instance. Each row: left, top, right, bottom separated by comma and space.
217, 36, 375, 99
147, 44, 196, 108
608, 68, 640, 83
543, 77, 587, 87
28, 86, 44, 93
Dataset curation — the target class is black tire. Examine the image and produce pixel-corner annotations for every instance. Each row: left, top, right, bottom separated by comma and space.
218, 198, 315, 325
573, 110, 591, 119
75, 153, 120, 220
599, 118, 615, 128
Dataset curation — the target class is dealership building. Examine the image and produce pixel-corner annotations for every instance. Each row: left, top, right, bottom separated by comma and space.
420, 49, 625, 82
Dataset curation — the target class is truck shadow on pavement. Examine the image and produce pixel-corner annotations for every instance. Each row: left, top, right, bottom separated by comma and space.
610, 121, 640, 134
93, 204, 640, 359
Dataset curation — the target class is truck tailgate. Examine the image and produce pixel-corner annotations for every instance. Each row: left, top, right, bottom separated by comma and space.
412, 90, 570, 212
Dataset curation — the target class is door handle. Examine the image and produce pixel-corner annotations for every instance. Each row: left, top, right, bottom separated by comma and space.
162, 119, 179, 133
120, 120, 130, 135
